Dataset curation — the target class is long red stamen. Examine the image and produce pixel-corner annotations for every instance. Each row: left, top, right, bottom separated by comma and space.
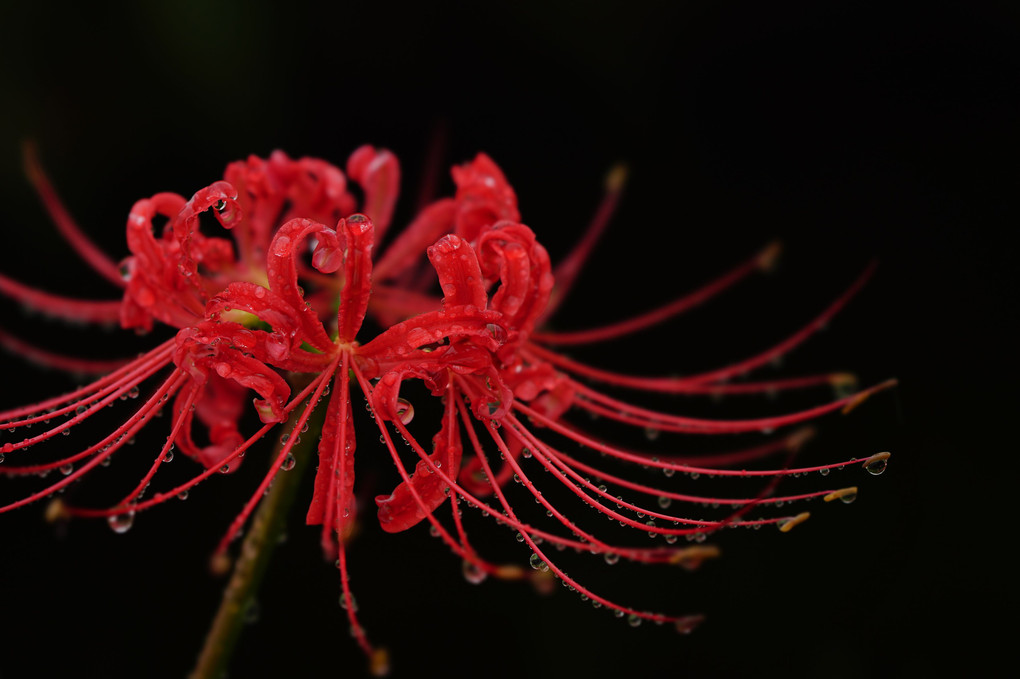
565, 377, 897, 435
23, 142, 125, 287
534, 241, 780, 345
0, 272, 122, 324
515, 399, 894, 478
0, 326, 131, 375
0, 369, 185, 514
543, 164, 628, 319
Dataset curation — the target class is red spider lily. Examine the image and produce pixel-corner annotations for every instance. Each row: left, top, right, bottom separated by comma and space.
0, 145, 895, 673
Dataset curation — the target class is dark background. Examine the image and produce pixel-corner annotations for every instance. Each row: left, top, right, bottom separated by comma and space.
0, 1, 1015, 677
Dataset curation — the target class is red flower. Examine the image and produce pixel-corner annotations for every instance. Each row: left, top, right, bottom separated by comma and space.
0, 145, 895, 670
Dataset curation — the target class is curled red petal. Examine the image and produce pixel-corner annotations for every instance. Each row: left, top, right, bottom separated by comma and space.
265, 218, 340, 351
376, 391, 462, 533
172, 375, 247, 472
451, 153, 520, 243
427, 234, 487, 309
306, 369, 356, 532
347, 145, 400, 242
478, 222, 554, 341
337, 214, 375, 343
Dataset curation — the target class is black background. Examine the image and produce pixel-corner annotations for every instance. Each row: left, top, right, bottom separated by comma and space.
0, 2, 1015, 678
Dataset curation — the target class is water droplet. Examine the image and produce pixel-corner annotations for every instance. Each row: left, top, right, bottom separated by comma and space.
658, 496, 672, 509
339, 593, 358, 612
603, 552, 620, 565
281, 453, 296, 471
462, 560, 488, 584
163, 450, 174, 463
864, 452, 890, 476
75, 405, 88, 416
627, 614, 642, 628
107, 510, 135, 534
177, 490, 189, 501
529, 554, 549, 572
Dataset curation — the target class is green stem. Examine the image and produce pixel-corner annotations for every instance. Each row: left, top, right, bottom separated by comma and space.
189, 380, 324, 679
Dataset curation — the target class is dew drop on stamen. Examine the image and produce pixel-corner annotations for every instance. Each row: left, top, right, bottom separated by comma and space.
163, 451, 174, 463
108, 510, 135, 534
529, 554, 549, 572
658, 496, 672, 509
462, 560, 488, 585
75, 405, 87, 416
628, 614, 642, 628
281, 453, 296, 471
603, 552, 620, 565
177, 490, 189, 501
864, 452, 890, 476
339, 593, 358, 612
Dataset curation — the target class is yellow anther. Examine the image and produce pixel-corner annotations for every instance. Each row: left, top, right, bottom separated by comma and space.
824, 486, 858, 503
605, 163, 629, 193
669, 544, 721, 570
208, 552, 233, 576
778, 512, 811, 533
369, 647, 391, 677
784, 426, 816, 453
757, 241, 783, 272
45, 498, 69, 523
495, 564, 527, 580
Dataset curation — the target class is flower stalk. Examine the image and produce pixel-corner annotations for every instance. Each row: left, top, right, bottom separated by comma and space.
189, 374, 324, 679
